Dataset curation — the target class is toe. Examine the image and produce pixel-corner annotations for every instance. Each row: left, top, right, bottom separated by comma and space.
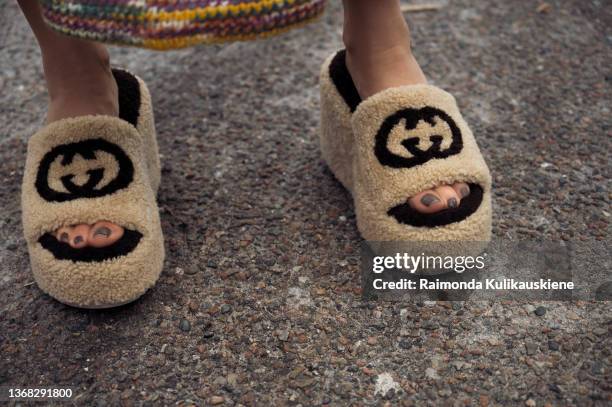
434, 185, 461, 209
55, 226, 72, 244
452, 182, 470, 199
408, 189, 447, 214
88, 221, 124, 248
69, 224, 90, 248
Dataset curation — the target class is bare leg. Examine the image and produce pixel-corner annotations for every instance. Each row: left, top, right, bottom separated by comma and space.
18, 0, 123, 248
341, 0, 469, 213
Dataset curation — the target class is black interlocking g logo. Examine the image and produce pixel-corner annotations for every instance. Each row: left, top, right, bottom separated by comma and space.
35, 138, 134, 202
374, 106, 463, 169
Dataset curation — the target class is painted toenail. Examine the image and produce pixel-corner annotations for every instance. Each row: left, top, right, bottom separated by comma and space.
420, 194, 439, 207
74, 236, 83, 245
60, 232, 69, 242
448, 198, 458, 208
460, 186, 470, 198
94, 227, 111, 238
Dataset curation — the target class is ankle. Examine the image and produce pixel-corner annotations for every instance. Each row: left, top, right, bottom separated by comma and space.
344, 44, 427, 99
42, 44, 118, 122
345, 44, 414, 72
46, 90, 118, 123
342, 2, 412, 58
42, 42, 112, 91
340, 0, 428, 98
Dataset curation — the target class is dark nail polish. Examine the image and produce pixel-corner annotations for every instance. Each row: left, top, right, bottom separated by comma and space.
448, 198, 458, 208
420, 194, 440, 207
94, 227, 111, 238
60, 232, 69, 242
460, 186, 470, 198
74, 236, 83, 245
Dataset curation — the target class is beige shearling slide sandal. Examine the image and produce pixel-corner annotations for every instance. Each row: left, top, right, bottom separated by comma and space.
21, 69, 164, 308
320, 50, 492, 242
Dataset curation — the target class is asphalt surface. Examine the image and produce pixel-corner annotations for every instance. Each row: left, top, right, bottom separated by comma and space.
0, 1, 610, 406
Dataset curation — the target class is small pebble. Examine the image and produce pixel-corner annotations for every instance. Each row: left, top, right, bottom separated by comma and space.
185, 267, 199, 275
277, 330, 289, 341
592, 327, 607, 336
220, 304, 232, 314
425, 368, 439, 380
591, 362, 604, 375
179, 319, 191, 332
398, 340, 411, 350
534, 306, 546, 316
209, 395, 225, 405
525, 342, 538, 355
213, 376, 227, 386
548, 340, 560, 351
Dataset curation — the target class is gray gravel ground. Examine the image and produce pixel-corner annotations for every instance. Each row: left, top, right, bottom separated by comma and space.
1, 0, 610, 405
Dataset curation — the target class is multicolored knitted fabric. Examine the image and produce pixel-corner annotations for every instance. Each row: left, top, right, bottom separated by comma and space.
39, 0, 326, 50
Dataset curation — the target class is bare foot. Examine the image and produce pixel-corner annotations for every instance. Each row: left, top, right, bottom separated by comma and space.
43, 42, 124, 247
343, 2, 469, 214
18, 0, 124, 247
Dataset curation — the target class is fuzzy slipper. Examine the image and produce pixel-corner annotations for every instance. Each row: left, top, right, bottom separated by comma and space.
21, 69, 164, 308
320, 50, 492, 242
